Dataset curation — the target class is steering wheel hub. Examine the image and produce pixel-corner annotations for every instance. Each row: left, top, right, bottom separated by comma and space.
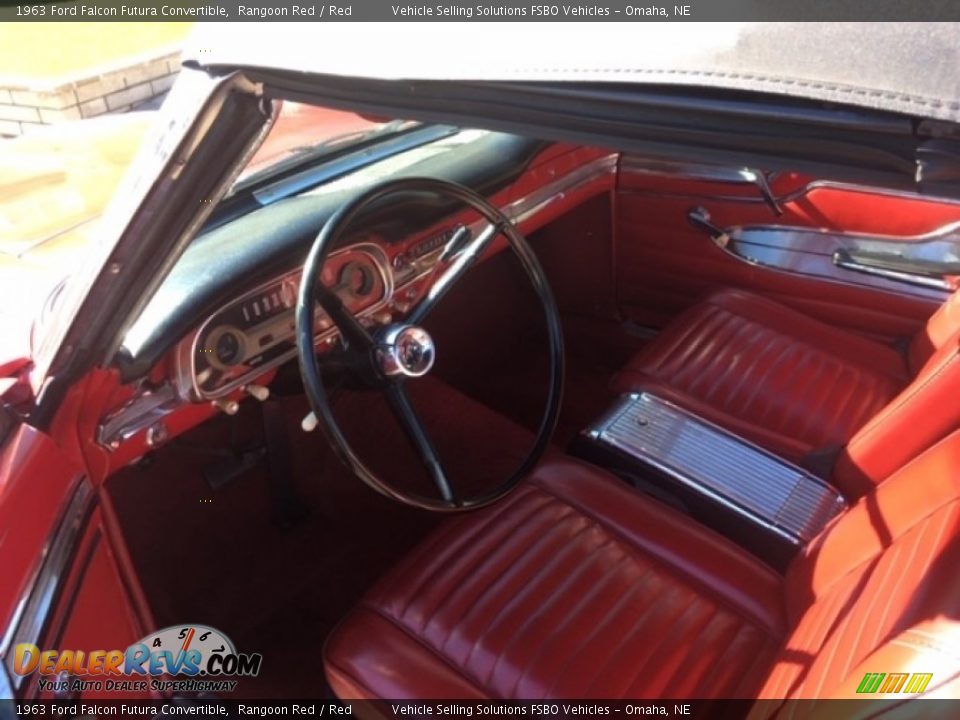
376, 324, 436, 378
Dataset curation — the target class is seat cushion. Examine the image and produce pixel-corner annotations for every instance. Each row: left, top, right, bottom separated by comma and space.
324, 459, 785, 700
613, 289, 909, 476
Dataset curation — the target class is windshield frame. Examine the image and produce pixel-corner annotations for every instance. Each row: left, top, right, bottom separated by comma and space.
30, 69, 276, 422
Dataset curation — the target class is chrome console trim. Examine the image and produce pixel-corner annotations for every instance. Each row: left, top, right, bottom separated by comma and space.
587, 393, 846, 545
832, 252, 956, 292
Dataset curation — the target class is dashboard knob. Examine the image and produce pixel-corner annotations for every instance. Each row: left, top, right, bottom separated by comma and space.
245, 384, 270, 402
212, 398, 240, 415
301, 411, 318, 432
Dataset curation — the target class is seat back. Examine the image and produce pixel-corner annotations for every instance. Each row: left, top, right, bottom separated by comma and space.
754, 429, 960, 712
834, 290, 960, 495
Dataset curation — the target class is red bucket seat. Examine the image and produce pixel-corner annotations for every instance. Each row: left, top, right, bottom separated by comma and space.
324, 431, 960, 705
613, 288, 960, 497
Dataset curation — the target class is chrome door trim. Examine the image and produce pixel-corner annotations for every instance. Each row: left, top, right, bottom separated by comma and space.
1, 477, 94, 693
832, 252, 956, 292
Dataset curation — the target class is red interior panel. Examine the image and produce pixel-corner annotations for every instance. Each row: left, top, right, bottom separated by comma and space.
613, 178, 952, 340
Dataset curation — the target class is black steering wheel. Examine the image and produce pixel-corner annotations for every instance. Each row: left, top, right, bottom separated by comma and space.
296, 177, 564, 511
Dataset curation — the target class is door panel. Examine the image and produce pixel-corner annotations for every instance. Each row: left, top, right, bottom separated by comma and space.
31, 508, 146, 700
0, 427, 84, 642
614, 161, 958, 341
0, 426, 146, 700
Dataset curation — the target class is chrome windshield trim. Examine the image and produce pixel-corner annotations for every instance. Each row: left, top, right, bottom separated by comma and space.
30, 70, 277, 409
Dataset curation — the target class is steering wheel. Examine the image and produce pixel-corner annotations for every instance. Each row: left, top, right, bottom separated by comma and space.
296, 177, 564, 511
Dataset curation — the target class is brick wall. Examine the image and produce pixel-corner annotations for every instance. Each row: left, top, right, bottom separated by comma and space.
0, 50, 179, 137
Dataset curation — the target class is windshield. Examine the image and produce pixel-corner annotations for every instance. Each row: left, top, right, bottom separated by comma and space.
233, 102, 417, 191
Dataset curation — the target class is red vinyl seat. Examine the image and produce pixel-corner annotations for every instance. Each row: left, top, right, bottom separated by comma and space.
323, 434, 960, 706
613, 288, 960, 497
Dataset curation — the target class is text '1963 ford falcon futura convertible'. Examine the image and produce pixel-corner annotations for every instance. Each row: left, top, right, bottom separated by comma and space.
2, 22, 960, 718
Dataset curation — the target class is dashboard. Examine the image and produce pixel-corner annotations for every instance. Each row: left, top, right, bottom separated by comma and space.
99, 136, 615, 461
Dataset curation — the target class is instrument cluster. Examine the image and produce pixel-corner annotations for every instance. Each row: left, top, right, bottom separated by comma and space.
180, 243, 392, 399
177, 220, 472, 401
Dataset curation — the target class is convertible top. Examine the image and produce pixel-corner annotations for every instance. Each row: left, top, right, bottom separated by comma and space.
187, 22, 960, 123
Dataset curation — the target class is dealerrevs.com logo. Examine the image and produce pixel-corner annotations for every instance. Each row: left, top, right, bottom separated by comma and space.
13, 625, 262, 694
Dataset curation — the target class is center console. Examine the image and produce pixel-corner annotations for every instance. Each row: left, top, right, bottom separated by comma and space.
573, 392, 846, 570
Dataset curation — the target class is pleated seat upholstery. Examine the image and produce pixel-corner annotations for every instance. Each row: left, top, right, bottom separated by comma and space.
614, 288, 960, 497
324, 435, 960, 705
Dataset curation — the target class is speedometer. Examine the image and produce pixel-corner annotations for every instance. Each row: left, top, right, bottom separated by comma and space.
337, 261, 376, 298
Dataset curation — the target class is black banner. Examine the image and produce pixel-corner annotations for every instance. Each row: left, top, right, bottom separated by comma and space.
1, 0, 959, 21
3, 700, 960, 720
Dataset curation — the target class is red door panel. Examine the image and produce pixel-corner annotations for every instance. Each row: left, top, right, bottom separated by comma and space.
0, 425, 148, 700
614, 173, 951, 341
31, 507, 148, 700
0, 426, 84, 638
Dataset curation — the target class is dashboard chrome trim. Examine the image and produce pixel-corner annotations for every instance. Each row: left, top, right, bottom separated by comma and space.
176, 241, 393, 401
391, 153, 618, 294
97, 383, 180, 451
508, 154, 617, 226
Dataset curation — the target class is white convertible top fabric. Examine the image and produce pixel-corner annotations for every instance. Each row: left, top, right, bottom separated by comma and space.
187, 22, 960, 122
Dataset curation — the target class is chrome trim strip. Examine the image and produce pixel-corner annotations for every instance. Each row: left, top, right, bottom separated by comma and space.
507, 154, 617, 226
679, 218, 954, 302
620, 156, 760, 186
803, 179, 960, 208
97, 383, 179, 450
733, 220, 960, 244
1, 477, 94, 691
833, 253, 955, 292
393, 154, 618, 291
